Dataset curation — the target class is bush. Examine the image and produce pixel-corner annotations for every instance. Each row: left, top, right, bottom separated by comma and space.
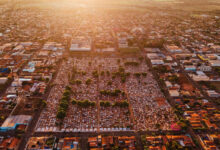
100, 89, 122, 96
124, 61, 139, 66
56, 87, 71, 120
118, 66, 125, 73
92, 70, 99, 78
100, 101, 111, 107
142, 72, 147, 77
75, 80, 82, 85
101, 71, 105, 76
134, 73, 141, 78
71, 99, 77, 105
107, 81, 112, 86
168, 75, 179, 83
46, 137, 55, 146
113, 100, 129, 108
86, 79, 92, 85
121, 76, 126, 83
65, 86, 71, 91
76, 99, 96, 108
126, 72, 130, 77
56, 109, 66, 119
106, 71, 110, 76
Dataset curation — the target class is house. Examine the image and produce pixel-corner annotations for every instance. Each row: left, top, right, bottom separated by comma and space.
169, 90, 180, 97
151, 60, 164, 65
102, 48, 115, 52
0, 115, 32, 131
60, 137, 79, 150
209, 60, 220, 67
165, 45, 182, 53
11, 79, 22, 87
207, 90, 220, 98
43, 42, 64, 51
0, 137, 20, 150
211, 45, 220, 52
198, 134, 218, 150
0, 77, 8, 84
203, 120, 218, 130
6, 87, 17, 95
70, 44, 91, 52
26, 137, 55, 150
198, 65, 212, 72
165, 81, 172, 88
147, 53, 165, 59
191, 71, 210, 81
118, 38, 128, 48
184, 66, 196, 72
166, 56, 173, 61
22, 62, 35, 73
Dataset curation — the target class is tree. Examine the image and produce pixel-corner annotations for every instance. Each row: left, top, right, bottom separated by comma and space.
106, 71, 110, 76
92, 70, 99, 78
126, 72, 130, 77
139, 56, 144, 62
56, 110, 66, 119
166, 140, 183, 149
76, 99, 96, 108
65, 86, 71, 91
75, 80, 82, 85
168, 75, 179, 83
71, 99, 77, 105
86, 79, 92, 85
113, 100, 129, 108
155, 124, 161, 130
107, 81, 112, 86
142, 72, 147, 77
41, 100, 47, 108
81, 71, 86, 75
121, 76, 126, 83
118, 66, 125, 73
100, 101, 111, 107
124, 61, 139, 66
101, 71, 105, 76
134, 73, 141, 78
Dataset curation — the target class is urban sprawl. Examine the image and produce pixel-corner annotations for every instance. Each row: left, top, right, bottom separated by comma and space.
0, 1, 220, 150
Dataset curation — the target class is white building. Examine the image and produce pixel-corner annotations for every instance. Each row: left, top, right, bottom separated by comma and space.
198, 65, 212, 72
191, 71, 210, 81
165, 81, 172, 88
207, 90, 220, 98
165, 45, 182, 53
70, 43, 91, 52
209, 60, 220, 67
0, 77, 8, 84
169, 90, 180, 97
118, 38, 128, 48
151, 59, 164, 65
